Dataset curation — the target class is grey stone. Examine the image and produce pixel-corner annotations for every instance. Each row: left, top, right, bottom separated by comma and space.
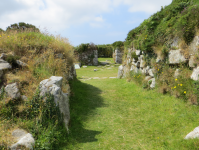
0, 53, 7, 60
117, 65, 124, 78
148, 69, 154, 77
21, 95, 28, 101
0, 59, 8, 63
94, 69, 98, 72
10, 133, 35, 150
189, 36, 199, 55
136, 50, 141, 56
16, 60, 27, 67
184, 126, 199, 139
168, 50, 188, 64
68, 65, 76, 80
130, 65, 138, 73
145, 76, 152, 81
83, 66, 87, 68
93, 57, 98, 66
191, 67, 199, 81
189, 55, 196, 68
174, 69, 180, 78
5, 83, 21, 99
149, 78, 155, 88
170, 37, 179, 48
0, 62, 12, 69
74, 64, 80, 69
40, 76, 70, 130
109, 77, 116, 79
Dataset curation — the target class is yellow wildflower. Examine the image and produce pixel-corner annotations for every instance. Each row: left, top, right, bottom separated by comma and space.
175, 79, 177, 81
180, 84, 182, 86
174, 86, 176, 88
158, 69, 159, 71
184, 91, 186, 94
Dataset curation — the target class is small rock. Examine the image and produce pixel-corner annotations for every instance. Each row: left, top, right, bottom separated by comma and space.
16, 60, 27, 67
83, 66, 87, 68
184, 126, 199, 139
5, 83, 21, 99
94, 69, 98, 72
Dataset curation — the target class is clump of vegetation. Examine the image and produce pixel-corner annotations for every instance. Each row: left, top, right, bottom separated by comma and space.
112, 41, 124, 51
131, 52, 138, 61
0, 23, 74, 149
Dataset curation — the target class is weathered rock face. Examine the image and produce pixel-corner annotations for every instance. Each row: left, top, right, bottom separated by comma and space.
149, 78, 155, 88
168, 50, 188, 64
184, 126, 199, 139
189, 55, 196, 68
117, 65, 124, 78
113, 48, 123, 64
68, 65, 77, 80
75, 49, 98, 66
191, 66, 199, 81
5, 83, 21, 99
189, 36, 199, 55
39, 76, 70, 130
10, 129, 35, 150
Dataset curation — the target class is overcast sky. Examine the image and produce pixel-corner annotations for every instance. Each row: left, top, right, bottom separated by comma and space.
1, 0, 172, 46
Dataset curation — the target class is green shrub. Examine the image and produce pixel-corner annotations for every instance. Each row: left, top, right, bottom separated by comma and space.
131, 52, 138, 61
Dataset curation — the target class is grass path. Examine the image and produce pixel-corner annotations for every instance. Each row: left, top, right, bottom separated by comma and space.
62, 59, 199, 150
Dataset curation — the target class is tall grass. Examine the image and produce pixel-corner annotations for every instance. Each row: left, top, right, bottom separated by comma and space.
0, 29, 75, 149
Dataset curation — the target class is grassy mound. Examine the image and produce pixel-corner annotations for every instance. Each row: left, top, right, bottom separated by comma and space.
0, 29, 75, 149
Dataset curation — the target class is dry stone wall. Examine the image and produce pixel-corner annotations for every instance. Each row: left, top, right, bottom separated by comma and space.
0, 53, 76, 149
118, 35, 199, 89
113, 48, 123, 64
75, 49, 98, 66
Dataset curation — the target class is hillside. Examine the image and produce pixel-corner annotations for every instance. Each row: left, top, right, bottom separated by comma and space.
125, 0, 199, 51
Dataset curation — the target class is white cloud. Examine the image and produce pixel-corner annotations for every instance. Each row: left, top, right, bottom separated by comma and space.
0, 0, 172, 32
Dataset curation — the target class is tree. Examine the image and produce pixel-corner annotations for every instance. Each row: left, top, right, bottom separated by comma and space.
6, 22, 40, 32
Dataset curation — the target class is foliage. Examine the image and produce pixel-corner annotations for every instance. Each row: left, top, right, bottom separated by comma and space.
112, 41, 124, 50
124, 0, 199, 50
6, 22, 40, 32
131, 52, 138, 61
97, 44, 113, 57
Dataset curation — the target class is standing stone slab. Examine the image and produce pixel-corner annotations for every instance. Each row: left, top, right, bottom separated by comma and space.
136, 50, 141, 56
168, 50, 188, 64
40, 76, 70, 130
117, 65, 124, 78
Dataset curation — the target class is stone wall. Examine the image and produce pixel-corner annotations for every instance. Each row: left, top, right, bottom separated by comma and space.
113, 48, 123, 64
118, 36, 199, 89
75, 49, 98, 66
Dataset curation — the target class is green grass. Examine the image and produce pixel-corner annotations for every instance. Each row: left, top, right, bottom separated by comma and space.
62, 59, 199, 149
76, 58, 119, 78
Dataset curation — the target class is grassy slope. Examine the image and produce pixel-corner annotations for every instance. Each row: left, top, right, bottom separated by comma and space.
62, 58, 199, 150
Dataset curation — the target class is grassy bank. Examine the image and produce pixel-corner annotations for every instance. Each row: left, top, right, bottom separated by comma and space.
62, 61, 199, 149
0, 30, 74, 149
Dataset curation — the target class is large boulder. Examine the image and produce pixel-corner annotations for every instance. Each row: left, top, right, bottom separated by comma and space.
168, 50, 188, 64
5, 83, 21, 99
10, 129, 35, 150
39, 76, 70, 130
184, 126, 199, 139
117, 65, 124, 78
191, 66, 199, 81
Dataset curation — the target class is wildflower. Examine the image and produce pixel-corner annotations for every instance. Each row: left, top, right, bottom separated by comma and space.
175, 79, 177, 81
180, 84, 182, 86
184, 91, 186, 94
145, 38, 146, 39
174, 86, 176, 88
162, 72, 163, 74
8, 36, 9, 37
178, 84, 179, 86
158, 69, 159, 71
